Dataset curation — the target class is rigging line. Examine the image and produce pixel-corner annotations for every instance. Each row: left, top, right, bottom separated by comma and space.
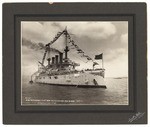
67, 32, 94, 62
69, 52, 89, 63
69, 48, 93, 63
87, 49, 102, 58
93, 48, 103, 54
67, 33, 98, 58
69, 47, 85, 57
70, 55, 87, 64
48, 31, 65, 46
30, 53, 41, 61
24, 46, 44, 60
69, 51, 83, 60
86, 47, 99, 53
69, 45, 93, 62
69, 40, 92, 59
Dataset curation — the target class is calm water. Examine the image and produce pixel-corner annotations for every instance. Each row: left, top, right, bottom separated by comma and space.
22, 77, 128, 105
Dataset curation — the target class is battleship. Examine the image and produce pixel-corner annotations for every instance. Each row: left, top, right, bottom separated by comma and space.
29, 28, 107, 88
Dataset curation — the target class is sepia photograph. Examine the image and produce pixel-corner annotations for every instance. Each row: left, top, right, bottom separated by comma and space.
3, 2, 147, 124
21, 21, 128, 105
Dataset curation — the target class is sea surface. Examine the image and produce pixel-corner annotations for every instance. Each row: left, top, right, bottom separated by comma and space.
22, 77, 128, 105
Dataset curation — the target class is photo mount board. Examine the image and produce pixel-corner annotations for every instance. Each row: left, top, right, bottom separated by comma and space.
3, 3, 147, 124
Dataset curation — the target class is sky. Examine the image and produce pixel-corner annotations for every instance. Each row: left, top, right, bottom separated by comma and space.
21, 21, 128, 77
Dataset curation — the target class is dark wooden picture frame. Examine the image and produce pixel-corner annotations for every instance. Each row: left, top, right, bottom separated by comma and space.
3, 3, 147, 124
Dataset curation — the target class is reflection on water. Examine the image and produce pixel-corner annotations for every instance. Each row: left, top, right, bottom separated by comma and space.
22, 77, 128, 105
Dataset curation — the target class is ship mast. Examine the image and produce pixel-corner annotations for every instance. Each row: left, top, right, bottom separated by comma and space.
64, 27, 69, 62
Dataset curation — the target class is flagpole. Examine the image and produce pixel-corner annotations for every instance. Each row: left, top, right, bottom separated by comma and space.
102, 53, 103, 69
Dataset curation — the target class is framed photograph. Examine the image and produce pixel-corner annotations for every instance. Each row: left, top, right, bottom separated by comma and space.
3, 3, 147, 124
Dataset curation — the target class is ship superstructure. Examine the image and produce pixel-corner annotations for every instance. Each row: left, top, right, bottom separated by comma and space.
30, 28, 106, 88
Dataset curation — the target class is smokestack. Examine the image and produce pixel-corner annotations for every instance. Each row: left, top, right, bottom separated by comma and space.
47, 58, 51, 66
59, 53, 63, 64
55, 55, 58, 64
52, 57, 55, 64
64, 46, 69, 59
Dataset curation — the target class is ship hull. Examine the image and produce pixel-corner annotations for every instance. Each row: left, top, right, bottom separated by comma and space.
34, 72, 106, 88
39, 83, 106, 88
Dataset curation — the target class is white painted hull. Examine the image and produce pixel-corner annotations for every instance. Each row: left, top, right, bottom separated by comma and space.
35, 72, 106, 88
